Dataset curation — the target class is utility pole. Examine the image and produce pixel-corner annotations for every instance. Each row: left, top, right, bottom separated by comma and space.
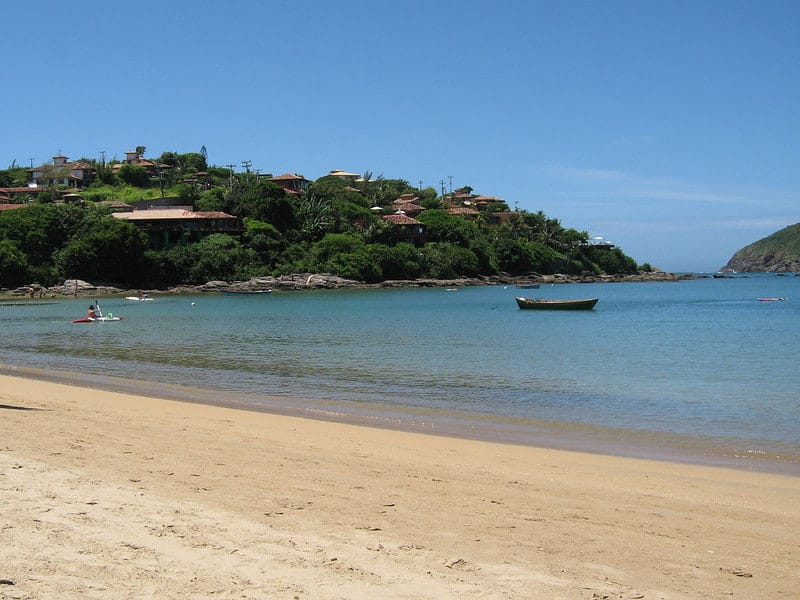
29, 157, 35, 168
448, 175, 453, 195
99, 150, 106, 164
226, 163, 235, 189
419, 180, 423, 191
440, 179, 446, 200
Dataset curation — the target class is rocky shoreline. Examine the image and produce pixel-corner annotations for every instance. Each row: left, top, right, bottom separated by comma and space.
2, 270, 694, 299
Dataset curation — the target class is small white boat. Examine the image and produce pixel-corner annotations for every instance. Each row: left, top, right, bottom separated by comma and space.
125, 296, 154, 301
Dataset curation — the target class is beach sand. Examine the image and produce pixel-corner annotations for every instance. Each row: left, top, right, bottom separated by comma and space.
1, 374, 798, 599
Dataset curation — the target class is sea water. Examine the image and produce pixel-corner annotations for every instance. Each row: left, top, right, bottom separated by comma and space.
1, 274, 798, 472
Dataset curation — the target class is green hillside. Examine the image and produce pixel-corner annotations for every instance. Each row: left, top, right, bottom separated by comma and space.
0, 154, 645, 289
723, 223, 800, 272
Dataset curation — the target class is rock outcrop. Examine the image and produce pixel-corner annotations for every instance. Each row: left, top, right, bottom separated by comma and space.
722, 223, 800, 272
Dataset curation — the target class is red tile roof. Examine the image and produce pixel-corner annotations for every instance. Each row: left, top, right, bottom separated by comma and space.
447, 207, 480, 216
393, 203, 424, 214
112, 209, 236, 221
383, 213, 422, 226
271, 173, 308, 181
0, 187, 43, 193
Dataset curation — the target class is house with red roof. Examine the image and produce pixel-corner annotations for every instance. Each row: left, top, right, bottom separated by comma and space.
327, 169, 361, 182
270, 173, 311, 194
382, 212, 426, 243
28, 155, 95, 189
111, 150, 162, 178
112, 208, 241, 249
447, 206, 480, 219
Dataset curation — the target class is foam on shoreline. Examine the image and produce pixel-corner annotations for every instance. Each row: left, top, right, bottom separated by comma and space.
3, 363, 797, 476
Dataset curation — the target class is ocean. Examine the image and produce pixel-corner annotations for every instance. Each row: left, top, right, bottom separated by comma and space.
2, 274, 798, 474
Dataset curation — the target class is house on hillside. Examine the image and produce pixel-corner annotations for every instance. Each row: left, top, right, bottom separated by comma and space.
391, 201, 424, 217
270, 173, 311, 194
447, 206, 480, 219
112, 208, 240, 250
28, 155, 95, 189
471, 195, 506, 209
110, 150, 165, 178
382, 212, 426, 243
327, 169, 361, 182
484, 211, 515, 226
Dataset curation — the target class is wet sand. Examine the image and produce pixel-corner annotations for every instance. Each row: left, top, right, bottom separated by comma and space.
1, 374, 798, 599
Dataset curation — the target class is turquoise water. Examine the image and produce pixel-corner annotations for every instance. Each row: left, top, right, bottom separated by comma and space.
1, 275, 798, 472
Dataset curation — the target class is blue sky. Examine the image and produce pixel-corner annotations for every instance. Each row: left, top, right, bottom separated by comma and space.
3, 1, 798, 272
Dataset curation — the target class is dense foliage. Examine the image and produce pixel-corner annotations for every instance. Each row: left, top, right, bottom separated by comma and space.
0, 153, 644, 288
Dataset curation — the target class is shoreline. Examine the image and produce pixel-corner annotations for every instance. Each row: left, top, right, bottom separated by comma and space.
2, 269, 695, 299
3, 364, 798, 477
1, 372, 798, 598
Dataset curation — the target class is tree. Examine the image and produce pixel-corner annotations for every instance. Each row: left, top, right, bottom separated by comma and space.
54, 216, 149, 284
296, 193, 333, 241
0, 239, 31, 287
231, 180, 296, 231
416, 210, 479, 247
177, 152, 208, 173
420, 243, 479, 279
174, 183, 200, 205
492, 237, 535, 275
195, 187, 229, 212
373, 243, 422, 280
0, 204, 85, 267
241, 218, 284, 266
311, 233, 364, 265
158, 151, 178, 168
323, 246, 383, 282
0, 166, 29, 187
117, 163, 149, 187
160, 234, 247, 284
93, 160, 116, 185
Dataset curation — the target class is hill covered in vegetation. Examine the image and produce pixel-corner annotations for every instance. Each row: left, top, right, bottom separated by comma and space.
0, 149, 649, 289
723, 223, 800, 272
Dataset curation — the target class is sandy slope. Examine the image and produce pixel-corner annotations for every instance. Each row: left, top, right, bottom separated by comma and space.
1, 374, 798, 599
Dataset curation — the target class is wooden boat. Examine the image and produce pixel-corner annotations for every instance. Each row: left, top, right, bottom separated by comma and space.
515, 296, 598, 310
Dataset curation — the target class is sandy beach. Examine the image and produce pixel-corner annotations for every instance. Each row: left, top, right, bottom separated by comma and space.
0, 374, 798, 599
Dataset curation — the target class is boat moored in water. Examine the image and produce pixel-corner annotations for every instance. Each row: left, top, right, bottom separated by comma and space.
515, 296, 598, 310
